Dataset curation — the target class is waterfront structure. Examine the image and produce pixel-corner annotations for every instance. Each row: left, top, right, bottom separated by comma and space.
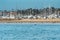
0, 7, 60, 19
2, 11, 16, 19
9, 11, 15, 19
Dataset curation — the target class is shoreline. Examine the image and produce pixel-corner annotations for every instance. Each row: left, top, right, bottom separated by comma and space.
0, 22, 60, 25
0, 18, 60, 23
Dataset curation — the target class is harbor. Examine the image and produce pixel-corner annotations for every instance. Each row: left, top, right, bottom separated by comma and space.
0, 7, 60, 23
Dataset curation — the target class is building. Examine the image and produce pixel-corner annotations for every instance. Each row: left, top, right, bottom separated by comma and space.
2, 11, 16, 19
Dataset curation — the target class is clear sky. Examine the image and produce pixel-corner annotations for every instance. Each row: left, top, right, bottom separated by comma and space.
0, 0, 60, 10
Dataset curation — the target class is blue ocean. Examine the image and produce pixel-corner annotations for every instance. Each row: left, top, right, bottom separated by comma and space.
0, 23, 60, 40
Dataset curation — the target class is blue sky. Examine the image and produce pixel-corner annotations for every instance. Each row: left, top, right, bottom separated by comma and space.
0, 0, 60, 10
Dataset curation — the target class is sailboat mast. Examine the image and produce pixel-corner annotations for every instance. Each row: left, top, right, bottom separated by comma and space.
16, 0, 18, 19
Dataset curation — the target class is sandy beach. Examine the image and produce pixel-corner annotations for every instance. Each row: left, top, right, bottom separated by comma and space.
0, 18, 60, 23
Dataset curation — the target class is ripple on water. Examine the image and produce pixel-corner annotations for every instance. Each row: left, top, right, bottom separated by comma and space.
0, 23, 60, 40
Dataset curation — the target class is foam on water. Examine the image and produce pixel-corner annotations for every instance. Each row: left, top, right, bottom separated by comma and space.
0, 23, 60, 40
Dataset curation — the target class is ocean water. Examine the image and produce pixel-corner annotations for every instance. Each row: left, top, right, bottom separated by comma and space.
0, 23, 60, 40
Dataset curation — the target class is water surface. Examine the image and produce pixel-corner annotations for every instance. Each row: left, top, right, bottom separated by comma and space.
0, 23, 60, 40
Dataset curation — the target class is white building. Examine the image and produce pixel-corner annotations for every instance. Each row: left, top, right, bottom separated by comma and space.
2, 12, 15, 19
48, 14, 58, 18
